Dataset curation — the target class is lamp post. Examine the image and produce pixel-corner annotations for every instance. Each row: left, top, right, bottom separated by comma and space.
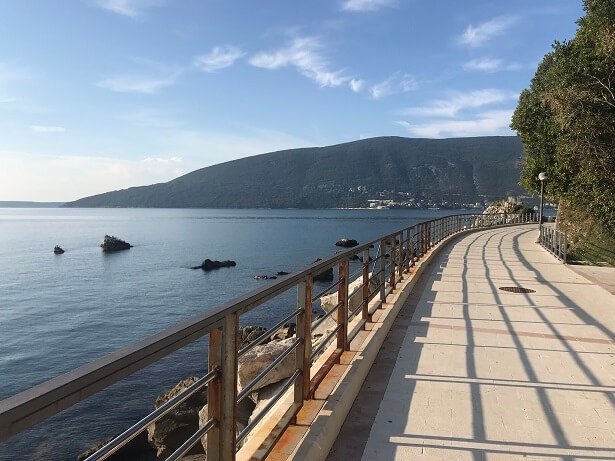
537, 171, 547, 242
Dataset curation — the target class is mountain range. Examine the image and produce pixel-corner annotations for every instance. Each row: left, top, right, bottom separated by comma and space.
64, 136, 526, 209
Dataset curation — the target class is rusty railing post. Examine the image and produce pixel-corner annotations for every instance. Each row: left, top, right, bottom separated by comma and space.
362, 249, 370, 323
207, 327, 222, 460
389, 236, 397, 291
213, 313, 238, 460
379, 239, 386, 303
337, 260, 349, 351
295, 276, 312, 402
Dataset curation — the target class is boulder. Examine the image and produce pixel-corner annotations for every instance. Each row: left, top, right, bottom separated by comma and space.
269, 323, 296, 342
237, 338, 296, 392
100, 235, 132, 252
198, 397, 254, 453
147, 377, 207, 459
320, 275, 368, 314
335, 238, 359, 248
191, 259, 236, 271
238, 326, 270, 350
77, 431, 155, 461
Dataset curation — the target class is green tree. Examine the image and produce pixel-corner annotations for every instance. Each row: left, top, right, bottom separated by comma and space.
511, 0, 615, 237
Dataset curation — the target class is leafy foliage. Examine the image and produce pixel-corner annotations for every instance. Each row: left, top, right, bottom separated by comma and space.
64, 137, 525, 209
511, 0, 615, 235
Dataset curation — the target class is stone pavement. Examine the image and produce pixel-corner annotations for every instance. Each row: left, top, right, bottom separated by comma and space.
329, 226, 615, 461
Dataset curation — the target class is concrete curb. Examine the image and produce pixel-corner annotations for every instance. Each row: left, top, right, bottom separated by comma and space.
285, 229, 458, 461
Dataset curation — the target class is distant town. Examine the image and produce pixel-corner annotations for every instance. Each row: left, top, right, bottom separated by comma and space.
366, 192, 551, 211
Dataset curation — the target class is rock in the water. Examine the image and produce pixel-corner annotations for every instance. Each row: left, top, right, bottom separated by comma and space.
335, 238, 359, 248
191, 258, 236, 270
237, 338, 296, 392
147, 377, 207, 459
100, 235, 132, 252
312, 258, 334, 282
53, 245, 64, 254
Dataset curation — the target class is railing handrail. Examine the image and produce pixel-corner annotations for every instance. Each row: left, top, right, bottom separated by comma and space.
0, 212, 537, 459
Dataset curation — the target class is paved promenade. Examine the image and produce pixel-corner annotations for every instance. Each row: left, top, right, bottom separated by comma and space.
329, 226, 615, 461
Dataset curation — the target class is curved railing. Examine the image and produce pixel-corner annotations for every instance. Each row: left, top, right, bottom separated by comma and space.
0, 212, 536, 460
539, 224, 567, 263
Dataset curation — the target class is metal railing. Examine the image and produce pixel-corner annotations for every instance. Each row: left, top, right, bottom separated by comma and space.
0, 212, 537, 460
540, 224, 567, 263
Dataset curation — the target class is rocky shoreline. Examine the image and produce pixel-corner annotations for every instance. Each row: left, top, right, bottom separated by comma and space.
80, 315, 334, 460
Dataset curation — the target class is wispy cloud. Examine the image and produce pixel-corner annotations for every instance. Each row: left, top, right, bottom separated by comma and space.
31, 125, 65, 133
97, 74, 179, 94
341, 0, 396, 12
97, 0, 165, 17
370, 72, 417, 99
457, 16, 517, 47
193, 45, 245, 72
398, 89, 518, 118
396, 109, 514, 138
249, 36, 348, 87
97, 60, 182, 94
349, 79, 365, 92
463, 58, 522, 73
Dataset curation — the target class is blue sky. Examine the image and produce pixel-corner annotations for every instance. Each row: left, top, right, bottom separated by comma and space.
0, 0, 583, 201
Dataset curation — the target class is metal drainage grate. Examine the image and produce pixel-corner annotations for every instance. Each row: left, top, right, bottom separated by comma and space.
499, 286, 536, 294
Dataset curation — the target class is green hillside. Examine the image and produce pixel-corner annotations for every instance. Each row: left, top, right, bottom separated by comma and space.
64, 136, 525, 208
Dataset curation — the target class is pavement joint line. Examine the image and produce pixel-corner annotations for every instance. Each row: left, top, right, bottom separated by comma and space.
402, 373, 615, 393
386, 435, 615, 457
408, 320, 615, 344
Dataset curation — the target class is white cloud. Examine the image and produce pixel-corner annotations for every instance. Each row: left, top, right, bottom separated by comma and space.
463, 58, 522, 73
249, 36, 348, 87
193, 45, 245, 72
396, 109, 514, 138
349, 79, 365, 92
142, 155, 182, 165
97, 0, 165, 17
96, 71, 180, 94
370, 72, 417, 99
398, 89, 518, 118
31, 125, 65, 133
457, 16, 517, 47
341, 0, 396, 12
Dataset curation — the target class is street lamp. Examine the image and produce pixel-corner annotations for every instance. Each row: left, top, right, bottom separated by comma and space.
537, 171, 547, 242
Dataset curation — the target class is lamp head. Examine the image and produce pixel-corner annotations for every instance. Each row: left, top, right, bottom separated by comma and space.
538, 172, 547, 181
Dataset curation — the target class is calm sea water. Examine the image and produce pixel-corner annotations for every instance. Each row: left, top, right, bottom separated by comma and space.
0, 207, 464, 460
